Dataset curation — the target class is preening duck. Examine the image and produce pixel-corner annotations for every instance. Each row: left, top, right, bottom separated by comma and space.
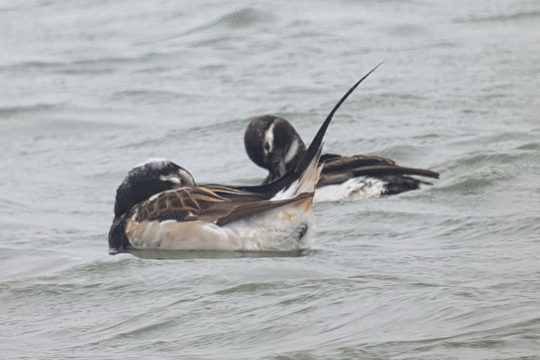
108, 158, 318, 251
108, 64, 382, 252
244, 116, 439, 202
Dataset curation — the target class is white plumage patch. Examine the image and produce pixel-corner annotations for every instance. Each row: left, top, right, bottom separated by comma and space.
223, 200, 312, 251
264, 123, 275, 154
284, 138, 300, 164
313, 177, 388, 202
159, 174, 181, 183
273, 179, 301, 201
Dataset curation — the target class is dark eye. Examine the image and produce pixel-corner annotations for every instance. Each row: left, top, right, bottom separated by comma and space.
264, 143, 270, 152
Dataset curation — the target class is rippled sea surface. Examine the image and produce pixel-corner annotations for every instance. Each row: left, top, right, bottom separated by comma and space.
1, 0, 539, 359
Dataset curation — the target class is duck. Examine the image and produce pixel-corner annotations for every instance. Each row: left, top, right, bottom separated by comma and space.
108, 64, 382, 252
244, 116, 439, 202
108, 157, 318, 251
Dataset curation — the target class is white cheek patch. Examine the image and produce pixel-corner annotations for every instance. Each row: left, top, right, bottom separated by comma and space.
159, 175, 181, 184
158, 170, 195, 187
264, 123, 275, 154
284, 138, 300, 165
178, 169, 196, 187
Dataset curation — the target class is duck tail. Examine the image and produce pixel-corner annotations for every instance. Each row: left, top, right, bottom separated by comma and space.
271, 146, 323, 200
297, 62, 384, 177
296, 146, 323, 194
278, 62, 384, 198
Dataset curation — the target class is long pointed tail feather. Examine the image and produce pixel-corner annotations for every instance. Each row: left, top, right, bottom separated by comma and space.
299, 62, 384, 173
297, 146, 324, 194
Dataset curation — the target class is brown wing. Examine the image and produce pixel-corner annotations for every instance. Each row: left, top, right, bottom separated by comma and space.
321, 154, 396, 171
319, 154, 439, 186
215, 192, 313, 226
130, 186, 313, 227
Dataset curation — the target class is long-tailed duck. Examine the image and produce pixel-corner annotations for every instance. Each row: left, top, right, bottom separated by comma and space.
244, 117, 439, 202
108, 65, 381, 251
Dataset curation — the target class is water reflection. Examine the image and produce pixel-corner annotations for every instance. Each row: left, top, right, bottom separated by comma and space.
117, 248, 313, 260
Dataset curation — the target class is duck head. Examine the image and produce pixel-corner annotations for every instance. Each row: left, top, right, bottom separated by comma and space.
244, 115, 307, 183
113, 159, 196, 218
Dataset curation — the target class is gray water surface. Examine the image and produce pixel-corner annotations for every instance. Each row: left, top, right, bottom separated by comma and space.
1, 0, 539, 359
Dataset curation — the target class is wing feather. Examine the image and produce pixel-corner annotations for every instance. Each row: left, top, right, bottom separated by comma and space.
318, 154, 439, 186
216, 192, 313, 226
130, 186, 313, 226
321, 154, 396, 170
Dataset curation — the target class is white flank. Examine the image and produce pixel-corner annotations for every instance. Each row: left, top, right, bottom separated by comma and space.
313, 177, 388, 202
125, 200, 313, 251
223, 201, 313, 251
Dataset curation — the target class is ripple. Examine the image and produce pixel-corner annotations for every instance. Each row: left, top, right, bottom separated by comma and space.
0, 248, 79, 281
0, 103, 60, 120
183, 7, 276, 36
127, 249, 310, 260
455, 10, 540, 24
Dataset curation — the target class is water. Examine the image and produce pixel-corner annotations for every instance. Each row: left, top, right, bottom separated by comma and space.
1, 0, 539, 358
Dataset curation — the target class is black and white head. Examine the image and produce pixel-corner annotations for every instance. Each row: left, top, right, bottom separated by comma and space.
113, 159, 196, 218
244, 115, 307, 183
